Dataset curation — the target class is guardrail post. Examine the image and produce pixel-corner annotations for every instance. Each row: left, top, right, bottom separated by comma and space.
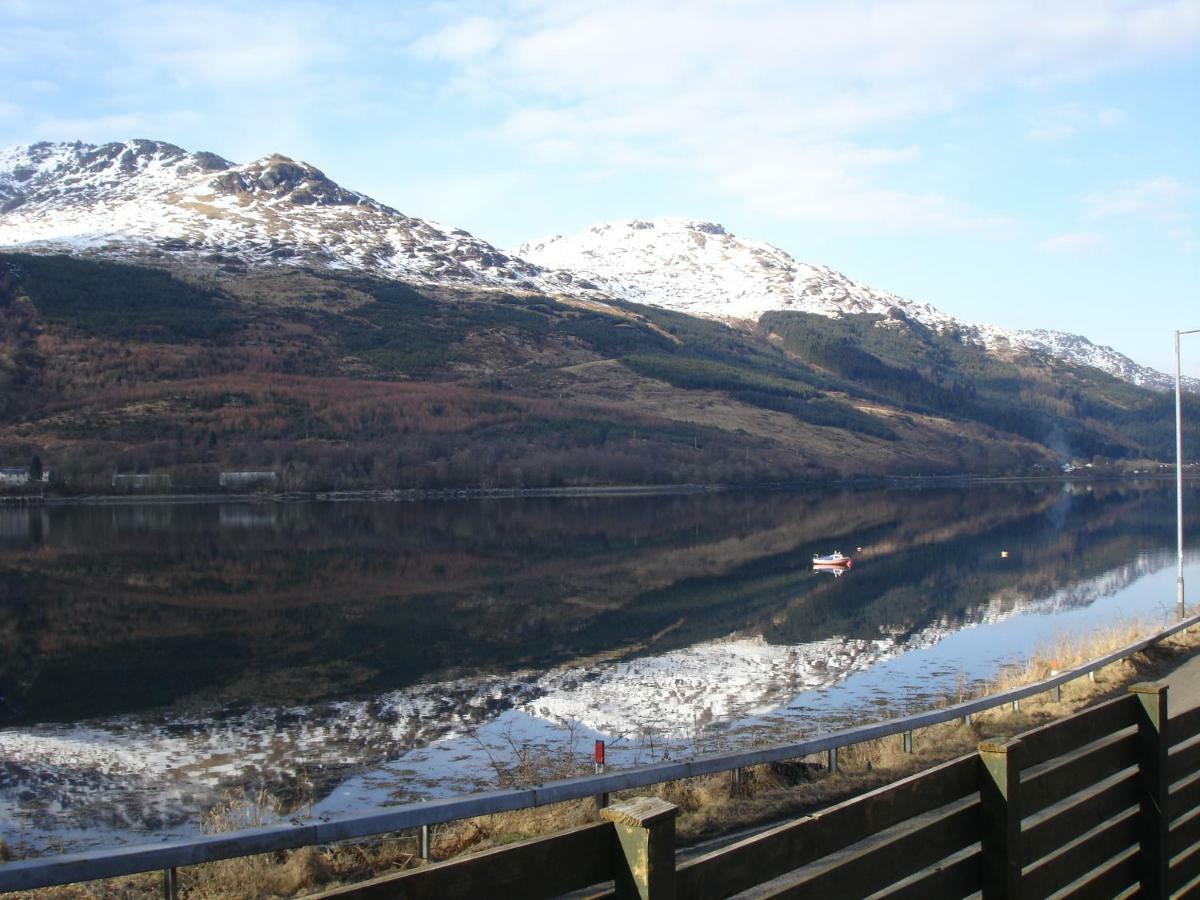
419, 824, 432, 860
601, 796, 678, 900
979, 738, 1024, 900
162, 867, 178, 900
827, 748, 838, 773
902, 730, 912, 753
1131, 682, 1169, 897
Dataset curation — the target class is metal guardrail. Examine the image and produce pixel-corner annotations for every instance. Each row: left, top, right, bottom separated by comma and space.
2, 612, 1198, 893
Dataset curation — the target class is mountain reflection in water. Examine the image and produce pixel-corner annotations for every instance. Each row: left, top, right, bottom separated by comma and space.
0, 481, 1197, 851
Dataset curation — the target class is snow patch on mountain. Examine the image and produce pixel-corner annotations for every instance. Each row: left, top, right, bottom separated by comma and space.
518, 218, 1190, 391
0, 140, 590, 297
1, 143, 1187, 391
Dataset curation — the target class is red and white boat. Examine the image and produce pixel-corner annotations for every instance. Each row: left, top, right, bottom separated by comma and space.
812, 551, 852, 568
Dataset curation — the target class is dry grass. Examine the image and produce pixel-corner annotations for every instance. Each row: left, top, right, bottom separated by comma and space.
661, 618, 1200, 841
7, 619, 1198, 899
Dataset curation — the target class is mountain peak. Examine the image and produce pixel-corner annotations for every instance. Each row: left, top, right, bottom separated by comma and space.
211, 154, 369, 207
0, 141, 1187, 391
0, 138, 576, 294
518, 217, 1188, 391
517, 215, 920, 321
0, 139, 234, 215
582, 217, 730, 237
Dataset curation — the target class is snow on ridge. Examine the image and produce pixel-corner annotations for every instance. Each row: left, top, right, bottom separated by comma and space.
1, 141, 1187, 390
0, 140, 590, 299
518, 218, 1188, 391
519, 217, 951, 327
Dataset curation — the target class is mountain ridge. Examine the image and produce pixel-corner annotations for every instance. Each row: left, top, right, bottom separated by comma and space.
0, 139, 1190, 393
517, 217, 1191, 392
0, 139, 591, 297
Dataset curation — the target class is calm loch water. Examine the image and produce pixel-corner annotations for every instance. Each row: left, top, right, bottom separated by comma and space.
1, 481, 1197, 851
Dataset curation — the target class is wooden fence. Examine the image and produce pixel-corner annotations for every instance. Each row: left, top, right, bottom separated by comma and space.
1, 615, 1198, 896
306, 681, 1200, 899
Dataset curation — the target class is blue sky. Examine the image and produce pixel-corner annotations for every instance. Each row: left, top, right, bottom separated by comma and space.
2, 0, 1198, 376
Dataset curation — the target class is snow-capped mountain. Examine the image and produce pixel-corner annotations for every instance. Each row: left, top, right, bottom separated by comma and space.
0, 141, 1187, 390
0, 140, 586, 295
518, 218, 1190, 391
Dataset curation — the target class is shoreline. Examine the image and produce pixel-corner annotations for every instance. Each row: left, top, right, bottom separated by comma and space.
9, 470, 1197, 506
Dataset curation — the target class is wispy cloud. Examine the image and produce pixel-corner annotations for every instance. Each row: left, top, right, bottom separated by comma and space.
1027, 104, 1127, 142
411, 0, 1200, 232
1085, 176, 1198, 222
107, 3, 346, 90
411, 16, 503, 61
0, 1, 405, 164
1040, 232, 1105, 254
1080, 176, 1199, 251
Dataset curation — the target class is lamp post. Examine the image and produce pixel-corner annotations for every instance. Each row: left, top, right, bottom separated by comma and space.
1176, 328, 1200, 619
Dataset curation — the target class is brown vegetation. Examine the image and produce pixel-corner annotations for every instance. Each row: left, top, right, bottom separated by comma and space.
0, 253, 1082, 495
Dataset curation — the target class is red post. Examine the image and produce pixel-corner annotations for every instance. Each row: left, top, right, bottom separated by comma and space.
594, 740, 608, 811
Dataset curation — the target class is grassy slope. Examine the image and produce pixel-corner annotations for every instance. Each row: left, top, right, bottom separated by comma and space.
0, 253, 1190, 490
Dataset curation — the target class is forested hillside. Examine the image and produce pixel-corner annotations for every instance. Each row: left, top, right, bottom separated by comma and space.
0, 253, 1193, 492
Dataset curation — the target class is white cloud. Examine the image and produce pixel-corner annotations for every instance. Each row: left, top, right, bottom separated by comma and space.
113, 4, 345, 90
1039, 232, 1105, 254
411, 17, 503, 61
413, 0, 1200, 231
1027, 104, 1128, 142
1085, 176, 1199, 222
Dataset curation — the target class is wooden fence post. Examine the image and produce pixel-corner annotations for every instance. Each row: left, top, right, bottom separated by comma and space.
601, 797, 678, 900
1130, 682, 1169, 897
978, 738, 1024, 900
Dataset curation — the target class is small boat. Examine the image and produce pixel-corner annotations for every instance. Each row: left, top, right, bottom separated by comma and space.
812, 551, 852, 567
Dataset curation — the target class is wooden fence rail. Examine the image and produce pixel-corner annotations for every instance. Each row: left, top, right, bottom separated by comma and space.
303, 681, 1200, 899
2, 615, 1198, 896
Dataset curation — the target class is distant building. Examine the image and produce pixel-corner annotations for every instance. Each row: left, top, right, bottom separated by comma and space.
0, 467, 47, 485
112, 473, 172, 491
219, 470, 279, 489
